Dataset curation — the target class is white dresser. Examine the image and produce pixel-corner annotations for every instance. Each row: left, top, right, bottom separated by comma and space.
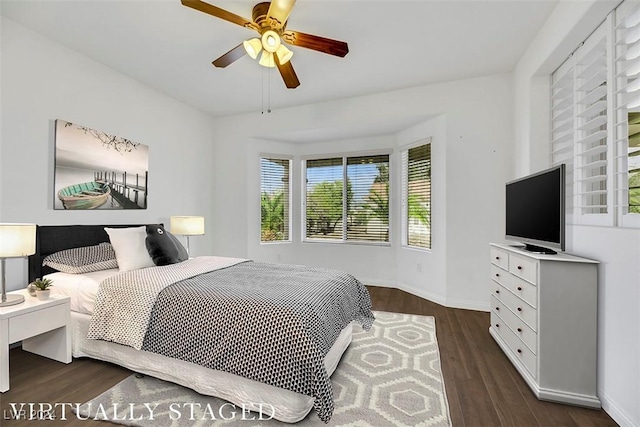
488, 243, 601, 408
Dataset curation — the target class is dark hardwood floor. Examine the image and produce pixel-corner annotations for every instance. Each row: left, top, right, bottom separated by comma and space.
369, 286, 617, 427
1, 286, 617, 426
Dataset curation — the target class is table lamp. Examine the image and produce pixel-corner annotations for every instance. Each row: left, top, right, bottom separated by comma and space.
170, 216, 204, 257
0, 223, 36, 307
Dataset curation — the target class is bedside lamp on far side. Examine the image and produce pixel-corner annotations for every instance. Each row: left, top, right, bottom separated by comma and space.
0, 223, 36, 307
170, 216, 204, 257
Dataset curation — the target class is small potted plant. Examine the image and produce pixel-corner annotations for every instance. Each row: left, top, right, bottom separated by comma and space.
33, 278, 53, 301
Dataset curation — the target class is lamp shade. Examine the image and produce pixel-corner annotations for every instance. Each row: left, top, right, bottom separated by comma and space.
170, 216, 205, 236
243, 38, 262, 60
276, 44, 293, 65
259, 51, 276, 68
0, 224, 36, 258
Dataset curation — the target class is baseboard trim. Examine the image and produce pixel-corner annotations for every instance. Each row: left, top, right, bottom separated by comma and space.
598, 390, 637, 427
361, 279, 490, 312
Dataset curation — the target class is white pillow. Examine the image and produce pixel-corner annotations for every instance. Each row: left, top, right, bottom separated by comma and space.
104, 226, 155, 272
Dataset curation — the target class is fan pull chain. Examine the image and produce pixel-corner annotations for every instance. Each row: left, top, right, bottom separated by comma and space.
260, 67, 272, 114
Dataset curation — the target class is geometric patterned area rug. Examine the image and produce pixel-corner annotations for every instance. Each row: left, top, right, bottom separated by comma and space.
77, 311, 451, 426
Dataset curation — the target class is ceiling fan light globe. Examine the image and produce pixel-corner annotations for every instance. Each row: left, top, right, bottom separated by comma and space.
259, 51, 276, 68
243, 38, 262, 59
261, 30, 281, 53
276, 44, 293, 64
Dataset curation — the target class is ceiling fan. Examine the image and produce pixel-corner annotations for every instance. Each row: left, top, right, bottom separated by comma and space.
181, 0, 349, 89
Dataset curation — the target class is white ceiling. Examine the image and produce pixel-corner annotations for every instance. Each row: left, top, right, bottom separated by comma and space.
0, 0, 558, 118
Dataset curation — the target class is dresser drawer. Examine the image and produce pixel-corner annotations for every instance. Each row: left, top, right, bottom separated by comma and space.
504, 273, 537, 308
491, 295, 537, 353
490, 264, 509, 287
490, 246, 509, 270
495, 311, 537, 379
8, 303, 67, 343
493, 283, 537, 331
509, 253, 538, 285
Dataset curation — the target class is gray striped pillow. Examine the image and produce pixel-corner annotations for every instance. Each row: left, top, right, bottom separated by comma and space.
43, 242, 118, 274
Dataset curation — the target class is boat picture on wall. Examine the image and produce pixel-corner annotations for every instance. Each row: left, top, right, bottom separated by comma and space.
53, 119, 149, 210
57, 181, 111, 210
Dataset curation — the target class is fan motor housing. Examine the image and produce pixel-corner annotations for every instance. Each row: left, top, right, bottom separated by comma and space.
252, 2, 271, 29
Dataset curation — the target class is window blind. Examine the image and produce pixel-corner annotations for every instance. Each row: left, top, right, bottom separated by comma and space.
305, 158, 344, 240
260, 157, 290, 242
402, 143, 431, 249
551, 59, 575, 217
550, 0, 640, 228
574, 24, 610, 217
304, 154, 390, 243
615, 2, 640, 222
346, 155, 390, 242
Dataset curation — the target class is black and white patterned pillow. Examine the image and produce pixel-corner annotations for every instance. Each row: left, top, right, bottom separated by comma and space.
42, 242, 118, 274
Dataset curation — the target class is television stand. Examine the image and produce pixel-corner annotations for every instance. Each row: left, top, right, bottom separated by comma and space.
523, 243, 557, 255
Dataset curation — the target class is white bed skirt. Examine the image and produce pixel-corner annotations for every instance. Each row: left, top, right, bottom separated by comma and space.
71, 311, 353, 423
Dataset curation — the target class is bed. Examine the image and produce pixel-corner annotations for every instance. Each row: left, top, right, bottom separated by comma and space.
28, 224, 374, 423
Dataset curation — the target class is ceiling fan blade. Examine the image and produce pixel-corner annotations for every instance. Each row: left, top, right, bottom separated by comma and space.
282, 30, 349, 57
212, 44, 247, 68
275, 56, 300, 89
181, 0, 258, 31
266, 0, 296, 30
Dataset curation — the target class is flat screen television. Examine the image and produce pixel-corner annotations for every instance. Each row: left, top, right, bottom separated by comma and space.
505, 164, 565, 254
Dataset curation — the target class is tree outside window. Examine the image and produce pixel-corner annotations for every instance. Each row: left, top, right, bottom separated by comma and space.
260, 157, 290, 242
305, 155, 390, 243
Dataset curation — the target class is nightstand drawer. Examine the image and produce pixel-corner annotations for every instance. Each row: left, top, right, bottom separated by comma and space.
8, 303, 67, 343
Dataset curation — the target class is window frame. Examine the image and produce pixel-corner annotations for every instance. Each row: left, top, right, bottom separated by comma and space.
301, 149, 392, 246
550, 1, 640, 229
400, 138, 432, 251
259, 154, 293, 244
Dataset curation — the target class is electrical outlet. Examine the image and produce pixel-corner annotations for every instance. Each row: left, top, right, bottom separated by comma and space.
416, 263, 422, 272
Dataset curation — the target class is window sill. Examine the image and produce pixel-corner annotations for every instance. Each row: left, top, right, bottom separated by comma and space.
401, 245, 432, 253
303, 239, 391, 248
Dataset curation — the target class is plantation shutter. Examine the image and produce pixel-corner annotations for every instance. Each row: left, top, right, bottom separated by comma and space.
573, 23, 612, 221
260, 157, 290, 242
551, 58, 575, 218
346, 155, 390, 242
615, 1, 640, 224
305, 158, 343, 240
402, 142, 431, 249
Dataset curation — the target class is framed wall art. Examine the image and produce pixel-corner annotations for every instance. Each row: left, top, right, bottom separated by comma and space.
54, 119, 149, 210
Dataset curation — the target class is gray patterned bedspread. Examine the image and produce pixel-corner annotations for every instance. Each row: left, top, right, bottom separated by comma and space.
89, 258, 374, 422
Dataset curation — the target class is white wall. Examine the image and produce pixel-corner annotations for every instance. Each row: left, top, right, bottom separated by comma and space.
211, 74, 512, 310
0, 18, 217, 289
514, 1, 640, 425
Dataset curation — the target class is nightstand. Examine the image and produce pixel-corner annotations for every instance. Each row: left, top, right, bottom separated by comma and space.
0, 289, 71, 392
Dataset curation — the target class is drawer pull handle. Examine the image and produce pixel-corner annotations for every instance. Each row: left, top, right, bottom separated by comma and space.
517, 327, 522, 333
517, 307, 522, 312
517, 286, 522, 291
495, 273, 500, 278
517, 266, 523, 270
517, 348, 522, 354
495, 307, 500, 311
495, 323, 500, 328
495, 256, 500, 260
495, 289, 500, 294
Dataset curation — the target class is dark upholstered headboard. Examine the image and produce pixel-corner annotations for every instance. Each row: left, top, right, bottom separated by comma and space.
28, 224, 149, 282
